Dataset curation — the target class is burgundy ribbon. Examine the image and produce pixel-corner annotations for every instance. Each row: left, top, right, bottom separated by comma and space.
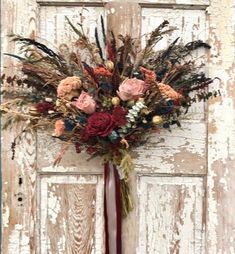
104, 161, 122, 254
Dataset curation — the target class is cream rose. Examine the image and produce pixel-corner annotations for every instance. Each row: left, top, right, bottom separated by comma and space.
117, 78, 146, 101
72, 91, 96, 114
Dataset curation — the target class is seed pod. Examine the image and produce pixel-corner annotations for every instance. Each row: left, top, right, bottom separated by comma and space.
111, 97, 120, 106
28, 106, 40, 116
152, 115, 163, 125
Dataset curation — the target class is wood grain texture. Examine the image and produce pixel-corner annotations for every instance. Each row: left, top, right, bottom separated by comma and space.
1, 0, 39, 253
39, 6, 106, 45
106, 1, 141, 45
133, 122, 207, 175
206, 0, 235, 253
36, 131, 103, 173
39, 175, 104, 254
138, 176, 204, 254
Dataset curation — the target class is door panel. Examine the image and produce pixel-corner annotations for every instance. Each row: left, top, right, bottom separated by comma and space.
138, 176, 204, 254
40, 6, 106, 46
39, 175, 104, 254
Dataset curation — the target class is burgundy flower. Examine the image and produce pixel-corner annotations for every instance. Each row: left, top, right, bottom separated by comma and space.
112, 106, 128, 127
82, 112, 115, 139
75, 143, 81, 153
86, 146, 97, 155
36, 102, 54, 113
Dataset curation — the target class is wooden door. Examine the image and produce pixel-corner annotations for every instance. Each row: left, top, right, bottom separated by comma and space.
1, 0, 235, 253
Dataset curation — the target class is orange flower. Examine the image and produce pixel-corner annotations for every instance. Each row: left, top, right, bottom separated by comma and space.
54, 120, 65, 137
158, 83, 182, 100
94, 67, 112, 77
140, 67, 156, 83
57, 76, 82, 99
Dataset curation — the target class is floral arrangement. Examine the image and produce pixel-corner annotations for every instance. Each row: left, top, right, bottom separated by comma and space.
1, 17, 219, 252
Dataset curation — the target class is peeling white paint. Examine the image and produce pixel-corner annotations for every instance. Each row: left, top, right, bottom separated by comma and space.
2, 205, 9, 228
9, 224, 30, 254
40, 175, 104, 254
134, 122, 206, 173
137, 176, 204, 254
48, 191, 61, 224
110, 7, 115, 14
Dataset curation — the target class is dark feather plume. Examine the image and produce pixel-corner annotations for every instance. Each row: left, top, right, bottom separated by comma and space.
13, 37, 63, 61
101, 16, 106, 46
185, 40, 211, 51
4, 53, 26, 61
95, 27, 104, 61
161, 37, 180, 61
82, 62, 98, 84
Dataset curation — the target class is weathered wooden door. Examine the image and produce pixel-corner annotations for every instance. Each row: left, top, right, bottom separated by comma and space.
2, 0, 235, 253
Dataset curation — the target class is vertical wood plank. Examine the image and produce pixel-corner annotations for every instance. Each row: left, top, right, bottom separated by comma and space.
105, 3, 141, 253
207, 0, 235, 253
1, 0, 39, 253
106, 2, 141, 45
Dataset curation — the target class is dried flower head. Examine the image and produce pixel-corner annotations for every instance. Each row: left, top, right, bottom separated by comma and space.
57, 76, 82, 100
140, 67, 156, 83
158, 83, 182, 100
54, 120, 65, 137
94, 67, 113, 77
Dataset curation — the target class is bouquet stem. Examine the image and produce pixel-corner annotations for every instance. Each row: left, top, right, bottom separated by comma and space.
121, 179, 133, 217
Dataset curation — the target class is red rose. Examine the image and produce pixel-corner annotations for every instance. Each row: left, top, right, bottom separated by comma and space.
83, 112, 115, 139
112, 106, 128, 127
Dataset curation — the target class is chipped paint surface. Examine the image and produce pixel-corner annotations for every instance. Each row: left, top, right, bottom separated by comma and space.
8, 224, 30, 254
137, 176, 204, 254
206, 0, 235, 253
1, 1, 235, 254
1, 1, 39, 253
39, 175, 104, 254
134, 122, 207, 174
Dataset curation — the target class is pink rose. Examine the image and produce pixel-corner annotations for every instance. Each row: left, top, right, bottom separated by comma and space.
72, 91, 96, 114
117, 78, 146, 101
57, 76, 82, 100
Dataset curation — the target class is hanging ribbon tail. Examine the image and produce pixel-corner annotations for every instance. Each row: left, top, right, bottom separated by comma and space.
104, 161, 122, 254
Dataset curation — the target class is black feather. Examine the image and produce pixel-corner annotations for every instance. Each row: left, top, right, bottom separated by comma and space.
95, 27, 104, 61
4, 53, 26, 61
185, 40, 211, 51
13, 37, 63, 61
161, 37, 180, 60
101, 16, 106, 46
